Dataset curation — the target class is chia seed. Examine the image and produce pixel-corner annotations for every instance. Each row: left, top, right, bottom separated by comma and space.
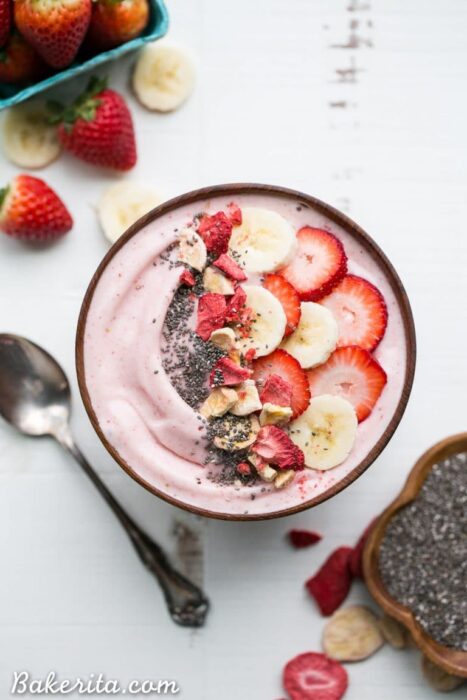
379, 452, 467, 651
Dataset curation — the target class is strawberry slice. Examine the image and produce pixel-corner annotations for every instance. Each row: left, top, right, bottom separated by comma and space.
252, 349, 311, 419
320, 275, 387, 351
279, 227, 347, 302
263, 273, 301, 336
307, 346, 387, 422
283, 652, 348, 700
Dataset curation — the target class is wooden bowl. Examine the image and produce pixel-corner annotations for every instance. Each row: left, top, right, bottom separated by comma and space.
76, 183, 416, 521
364, 433, 467, 678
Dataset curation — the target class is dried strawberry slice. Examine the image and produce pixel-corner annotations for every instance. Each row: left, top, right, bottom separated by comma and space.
197, 211, 232, 255
259, 374, 293, 407
283, 652, 348, 700
179, 268, 196, 286
213, 253, 247, 281
252, 425, 304, 470
209, 357, 252, 386
288, 529, 322, 548
227, 202, 242, 225
195, 293, 227, 341
305, 547, 353, 616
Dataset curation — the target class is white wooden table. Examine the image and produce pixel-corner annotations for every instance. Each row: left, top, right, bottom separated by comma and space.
1, 1, 467, 697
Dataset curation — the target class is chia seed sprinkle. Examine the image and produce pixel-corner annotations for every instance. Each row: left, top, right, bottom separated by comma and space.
379, 452, 467, 651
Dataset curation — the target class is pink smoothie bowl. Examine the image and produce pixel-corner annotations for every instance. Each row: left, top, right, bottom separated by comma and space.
75, 183, 416, 521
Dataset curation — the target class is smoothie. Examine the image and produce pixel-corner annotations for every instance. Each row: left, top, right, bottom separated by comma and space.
82, 191, 408, 517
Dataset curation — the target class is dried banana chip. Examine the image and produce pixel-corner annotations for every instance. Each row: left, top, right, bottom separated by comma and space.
378, 614, 409, 650
323, 605, 384, 662
421, 656, 465, 693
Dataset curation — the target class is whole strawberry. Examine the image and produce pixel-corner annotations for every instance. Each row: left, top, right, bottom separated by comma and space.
49, 77, 137, 171
0, 0, 11, 48
0, 175, 73, 242
0, 32, 46, 83
87, 0, 149, 51
14, 0, 91, 68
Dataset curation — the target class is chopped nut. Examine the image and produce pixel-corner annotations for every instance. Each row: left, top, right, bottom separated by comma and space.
200, 387, 238, 419
203, 266, 235, 294
274, 469, 295, 489
230, 380, 262, 416
178, 229, 207, 271
209, 327, 237, 351
259, 402, 293, 425
213, 415, 260, 451
248, 452, 277, 482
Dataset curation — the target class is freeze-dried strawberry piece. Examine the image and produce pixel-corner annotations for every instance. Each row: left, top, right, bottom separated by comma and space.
209, 357, 252, 386
305, 547, 353, 616
236, 462, 251, 476
252, 425, 305, 471
213, 253, 247, 281
225, 285, 253, 336
283, 652, 348, 700
259, 373, 293, 407
227, 202, 242, 226
244, 348, 256, 363
288, 529, 322, 549
197, 211, 232, 255
179, 268, 196, 286
349, 519, 376, 578
196, 293, 227, 341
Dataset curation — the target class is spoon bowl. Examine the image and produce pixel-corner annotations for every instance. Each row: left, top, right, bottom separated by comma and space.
0, 334, 70, 437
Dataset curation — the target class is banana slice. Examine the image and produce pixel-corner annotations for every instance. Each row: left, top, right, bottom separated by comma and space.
132, 43, 195, 112
281, 302, 338, 369
323, 606, 384, 662
2, 103, 61, 169
228, 207, 296, 273
203, 266, 235, 294
178, 229, 207, 271
290, 394, 357, 470
98, 182, 163, 244
212, 414, 259, 451
235, 285, 286, 358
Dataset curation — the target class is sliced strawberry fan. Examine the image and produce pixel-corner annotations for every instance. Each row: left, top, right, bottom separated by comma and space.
321, 274, 388, 351
307, 345, 387, 422
278, 227, 347, 302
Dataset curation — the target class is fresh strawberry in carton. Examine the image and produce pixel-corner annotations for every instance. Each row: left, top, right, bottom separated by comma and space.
0, 32, 47, 84
87, 0, 149, 51
15, 0, 91, 69
0, 0, 11, 47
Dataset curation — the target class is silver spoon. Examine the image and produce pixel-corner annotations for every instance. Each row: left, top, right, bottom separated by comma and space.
0, 333, 209, 628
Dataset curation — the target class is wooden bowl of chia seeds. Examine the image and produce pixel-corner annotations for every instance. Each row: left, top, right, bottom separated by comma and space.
364, 433, 467, 678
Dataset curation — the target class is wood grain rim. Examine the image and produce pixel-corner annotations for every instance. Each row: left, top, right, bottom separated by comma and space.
364, 433, 467, 677
76, 183, 416, 521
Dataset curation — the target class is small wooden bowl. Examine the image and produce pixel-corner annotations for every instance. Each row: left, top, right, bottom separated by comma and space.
364, 433, 467, 678
76, 183, 416, 521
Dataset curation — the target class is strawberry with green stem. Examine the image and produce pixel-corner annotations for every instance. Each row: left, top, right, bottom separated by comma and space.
0, 174, 73, 242
14, 0, 91, 68
87, 0, 149, 51
49, 76, 137, 171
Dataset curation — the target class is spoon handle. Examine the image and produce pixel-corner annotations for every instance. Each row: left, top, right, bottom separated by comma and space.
55, 428, 209, 628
